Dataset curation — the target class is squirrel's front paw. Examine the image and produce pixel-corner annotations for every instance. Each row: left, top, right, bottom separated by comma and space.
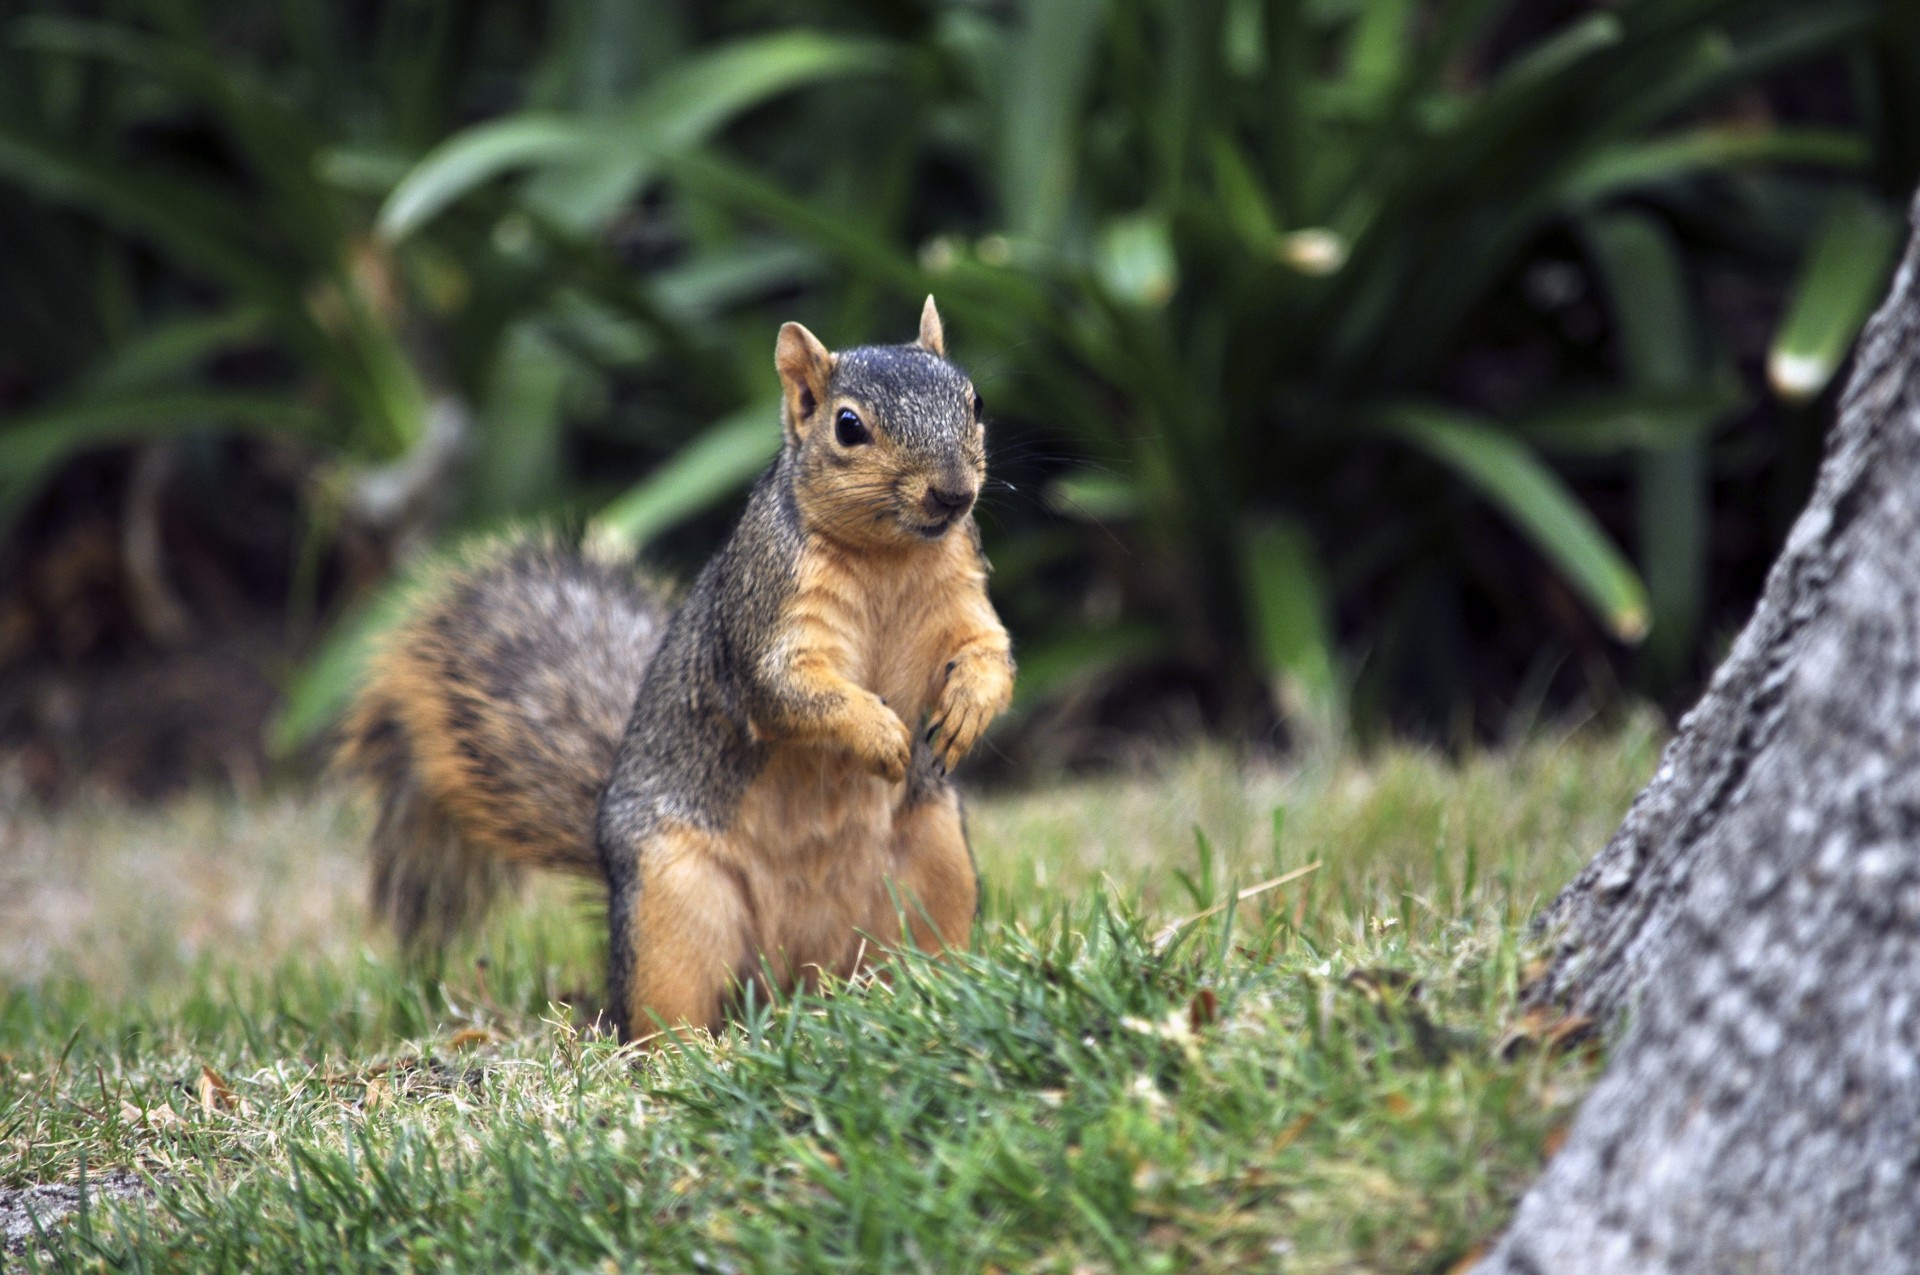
927, 650, 1014, 773
845, 697, 913, 783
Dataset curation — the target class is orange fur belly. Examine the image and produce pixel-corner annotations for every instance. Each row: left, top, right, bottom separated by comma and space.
722, 743, 901, 986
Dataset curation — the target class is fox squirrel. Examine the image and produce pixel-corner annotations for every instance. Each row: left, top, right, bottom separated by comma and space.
339, 298, 1015, 1042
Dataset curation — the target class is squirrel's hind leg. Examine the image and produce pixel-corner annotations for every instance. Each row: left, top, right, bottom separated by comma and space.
606, 823, 753, 1044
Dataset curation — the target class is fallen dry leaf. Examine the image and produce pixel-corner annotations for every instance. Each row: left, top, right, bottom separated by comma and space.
121, 1100, 183, 1129
1446, 1241, 1492, 1274
196, 1064, 234, 1114
1496, 1007, 1596, 1060
1272, 1112, 1315, 1152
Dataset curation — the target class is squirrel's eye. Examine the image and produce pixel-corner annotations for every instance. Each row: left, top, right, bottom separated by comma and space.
971, 390, 985, 419
834, 408, 871, 447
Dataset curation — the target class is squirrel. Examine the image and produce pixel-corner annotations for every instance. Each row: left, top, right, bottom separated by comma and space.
338, 298, 1015, 1043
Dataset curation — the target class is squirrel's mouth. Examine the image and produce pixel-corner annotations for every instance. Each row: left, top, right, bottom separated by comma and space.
910, 516, 956, 539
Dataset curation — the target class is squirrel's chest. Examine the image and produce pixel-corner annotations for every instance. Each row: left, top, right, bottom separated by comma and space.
810, 541, 971, 721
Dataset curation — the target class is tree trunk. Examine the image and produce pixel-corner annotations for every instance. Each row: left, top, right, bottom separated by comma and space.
1477, 194, 1920, 1273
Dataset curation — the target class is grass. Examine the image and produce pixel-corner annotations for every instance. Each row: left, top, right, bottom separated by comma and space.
0, 719, 1663, 1272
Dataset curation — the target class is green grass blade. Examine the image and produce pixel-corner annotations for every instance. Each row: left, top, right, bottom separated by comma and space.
1207, 134, 1282, 253
1381, 405, 1649, 643
1768, 191, 1903, 404
608, 32, 894, 154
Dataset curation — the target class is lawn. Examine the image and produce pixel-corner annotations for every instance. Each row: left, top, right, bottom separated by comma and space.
1, 719, 1661, 1273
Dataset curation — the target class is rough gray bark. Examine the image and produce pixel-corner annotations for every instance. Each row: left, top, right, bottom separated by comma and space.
1478, 194, 1920, 1274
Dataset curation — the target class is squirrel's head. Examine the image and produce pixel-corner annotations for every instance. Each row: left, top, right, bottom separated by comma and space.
775, 297, 987, 549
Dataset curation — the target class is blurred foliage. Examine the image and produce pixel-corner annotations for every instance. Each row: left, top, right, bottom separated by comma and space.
1, 0, 1916, 754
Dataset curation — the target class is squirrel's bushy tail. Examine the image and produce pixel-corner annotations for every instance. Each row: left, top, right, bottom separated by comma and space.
337, 536, 669, 947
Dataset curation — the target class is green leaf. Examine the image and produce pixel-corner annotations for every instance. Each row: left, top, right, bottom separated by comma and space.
314, 144, 413, 194
654, 242, 822, 320
1561, 127, 1868, 206
1515, 386, 1745, 456
0, 391, 331, 472
523, 32, 895, 233
1242, 519, 1343, 740
1768, 191, 1903, 403
0, 391, 329, 533
1207, 134, 1281, 253
377, 116, 590, 240
1381, 405, 1649, 643
380, 33, 895, 240
607, 31, 890, 155
1094, 212, 1177, 308
1583, 209, 1695, 391
1633, 442, 1707, 681
1481, 12, 1622, 106
1009, 622, 1167, 709
663, 151, 929, 297
271, 572, 422, 755
999, 0, 1107, 244
0, 128, 425, 459
82, 309, 269, 395
589, 398, 782, 553
471, 323, 575, 519
1045, 469, 1140, 522
1582, 208, 1715, 676
1343, 0, 1415, 112
0, 127, 285, 303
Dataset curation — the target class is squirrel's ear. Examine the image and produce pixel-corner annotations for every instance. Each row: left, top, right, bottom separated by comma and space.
775, 322, 834, 438
916, 295, 946, 357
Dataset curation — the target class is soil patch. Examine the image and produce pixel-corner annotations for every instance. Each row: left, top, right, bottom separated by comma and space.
1, 1170, 157, 1256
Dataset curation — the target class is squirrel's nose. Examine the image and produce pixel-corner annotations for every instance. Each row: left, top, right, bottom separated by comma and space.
923, 485, 976, 520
